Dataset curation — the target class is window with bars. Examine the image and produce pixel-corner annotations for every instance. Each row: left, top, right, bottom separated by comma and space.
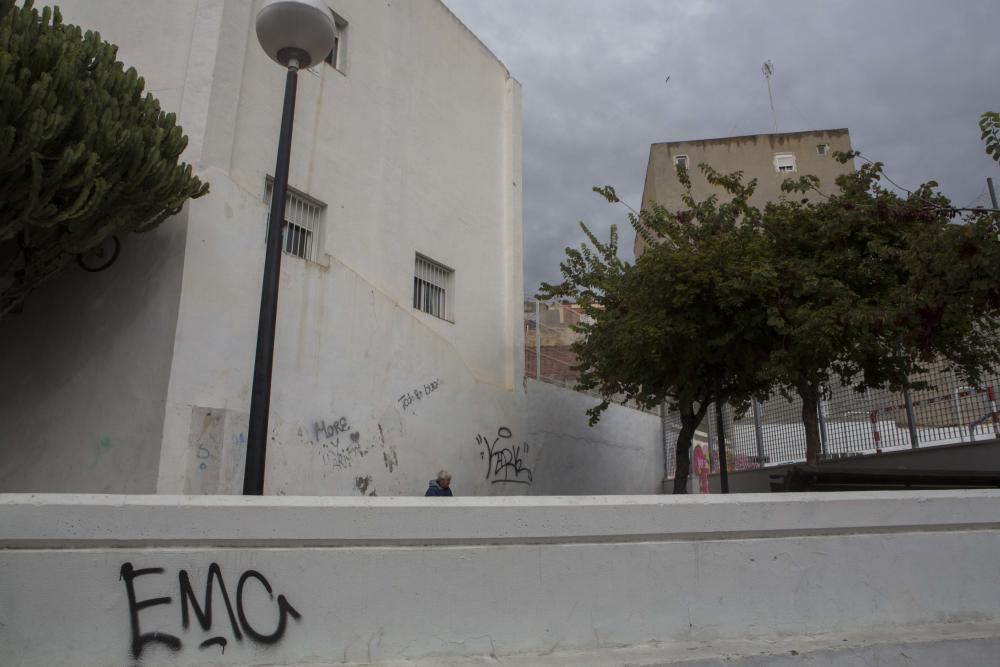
674, 154, 688, 170
264, 179, 325, 262
413, 254, 454, 322
774, 153, 797, 173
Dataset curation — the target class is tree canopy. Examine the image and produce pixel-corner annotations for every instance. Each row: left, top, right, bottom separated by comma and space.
0, 0, 208, 318
761, 158, 1000, 462
540, 167, 775, 493
543, 153, 1000, 491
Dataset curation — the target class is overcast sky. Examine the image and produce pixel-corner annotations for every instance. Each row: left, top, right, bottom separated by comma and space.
443, 0, 1000, 295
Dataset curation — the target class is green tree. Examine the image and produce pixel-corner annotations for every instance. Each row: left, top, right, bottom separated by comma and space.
757, 155, 1000, 463
981, 112, 1000, 163
540, 167, 774, 493
0, 0, 208, 318
545, 154, 1000, 482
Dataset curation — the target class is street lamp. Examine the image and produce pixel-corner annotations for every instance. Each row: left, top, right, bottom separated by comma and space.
244, 0, 337, 495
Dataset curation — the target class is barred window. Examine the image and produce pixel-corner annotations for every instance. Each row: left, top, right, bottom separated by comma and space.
264, 178, 325, 262
413, 254, 454, 322
774, 153, 797, 173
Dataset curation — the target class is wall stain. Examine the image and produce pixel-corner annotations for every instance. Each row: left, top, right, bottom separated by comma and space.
354, 475, 375, 496
377, 423, 398, 473
91, 436, 112, 467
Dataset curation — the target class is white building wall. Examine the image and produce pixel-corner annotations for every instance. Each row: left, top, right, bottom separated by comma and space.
525, 379, 665, 494
155, 0, 524, 495
0, 1, 524, 495
0, 1, 202, 493
4, 492, 1000, 666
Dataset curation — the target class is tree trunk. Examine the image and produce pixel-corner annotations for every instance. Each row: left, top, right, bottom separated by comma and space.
672, 403, 709, 494
799, 381, 822, 464
672, 420, 696, 494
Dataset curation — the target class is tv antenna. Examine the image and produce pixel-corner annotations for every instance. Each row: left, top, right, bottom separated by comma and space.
762, 60, 777, 132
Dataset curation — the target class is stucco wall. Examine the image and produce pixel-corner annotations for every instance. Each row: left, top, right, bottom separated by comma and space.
636, 129, 854, 257
3, 492, 1000, 665
0, 222, 188, 493
525, 379, 666, 494
0, 1, 524, 496
0, 3, 203, 494
155, 0, 524, 495
154, 172, 528, 497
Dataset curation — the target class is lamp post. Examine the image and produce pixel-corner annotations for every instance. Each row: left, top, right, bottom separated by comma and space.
244, 0, 337, 495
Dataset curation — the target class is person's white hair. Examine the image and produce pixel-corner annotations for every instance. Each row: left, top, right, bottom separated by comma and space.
437, 469, 452, 481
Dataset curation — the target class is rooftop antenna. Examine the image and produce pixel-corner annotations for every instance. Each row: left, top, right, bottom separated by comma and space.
663, 74, 671, 138
762, 60, 777, 133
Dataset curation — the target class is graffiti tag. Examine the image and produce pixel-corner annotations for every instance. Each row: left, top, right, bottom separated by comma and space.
119, 562, 300, 660
476, 427, 533, 485
398, 378, 441, 411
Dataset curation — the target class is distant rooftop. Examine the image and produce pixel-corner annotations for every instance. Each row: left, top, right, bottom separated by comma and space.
652, 128, 850, 147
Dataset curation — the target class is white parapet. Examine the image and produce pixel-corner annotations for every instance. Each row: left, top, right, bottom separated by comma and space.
2, 491, 1000, 666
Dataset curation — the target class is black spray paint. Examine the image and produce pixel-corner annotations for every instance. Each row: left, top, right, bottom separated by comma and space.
120, 562, 301, 660
398, 378, 441, 411
477, 427, 534, 485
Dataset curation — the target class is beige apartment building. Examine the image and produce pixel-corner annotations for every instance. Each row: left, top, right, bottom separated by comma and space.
636, 128, 854, 256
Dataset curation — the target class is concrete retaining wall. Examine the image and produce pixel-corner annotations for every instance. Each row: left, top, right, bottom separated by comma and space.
525, 379, 666, 494
3, 491, 1000, 665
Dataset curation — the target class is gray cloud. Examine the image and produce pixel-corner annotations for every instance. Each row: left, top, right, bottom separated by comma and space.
444, 0, 1000, 294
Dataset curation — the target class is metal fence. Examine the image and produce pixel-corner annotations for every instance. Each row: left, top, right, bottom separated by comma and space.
705, 362, 1000, 475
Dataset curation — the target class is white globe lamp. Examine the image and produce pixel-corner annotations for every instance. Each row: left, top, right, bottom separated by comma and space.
255, 0, 337, 69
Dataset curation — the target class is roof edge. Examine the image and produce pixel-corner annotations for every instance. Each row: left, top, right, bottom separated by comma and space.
651, 128, 851, 147
437, 0, 517, 83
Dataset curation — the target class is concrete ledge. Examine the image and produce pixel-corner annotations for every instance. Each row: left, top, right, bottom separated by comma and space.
370, 622, 1000, 666
3, 490, 1000, 547
3, 492, 1000, 666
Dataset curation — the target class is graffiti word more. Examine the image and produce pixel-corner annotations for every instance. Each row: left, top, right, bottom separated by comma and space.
398, 378, 441, 411
315, 416, 350, 441
477, 427, 533, 485
119, 562, 301, 660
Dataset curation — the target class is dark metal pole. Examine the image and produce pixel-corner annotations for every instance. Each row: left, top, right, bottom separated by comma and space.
817, 398, 829, 459
716, 403, 730, 494
751, 398, 766, 467
244, 62, 300, 495
903, 386, 920, 449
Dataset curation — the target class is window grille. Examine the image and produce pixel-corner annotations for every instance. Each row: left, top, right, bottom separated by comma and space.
774, 153, 797, 173
413, 254, 454, 321
674, 154, 688, 169
816, 143, 829, 156
264, 179, 325, 262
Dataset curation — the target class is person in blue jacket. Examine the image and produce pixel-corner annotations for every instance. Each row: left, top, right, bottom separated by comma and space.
425, 470, 453, 496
